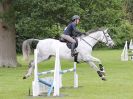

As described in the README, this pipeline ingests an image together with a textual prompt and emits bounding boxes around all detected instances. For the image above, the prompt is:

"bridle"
[81,30,111,48]
[101,30,113,45]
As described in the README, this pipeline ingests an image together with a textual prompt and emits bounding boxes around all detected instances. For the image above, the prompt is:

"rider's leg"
[61,34,77,56]
[71,43,78,56]
[61,34,76,43]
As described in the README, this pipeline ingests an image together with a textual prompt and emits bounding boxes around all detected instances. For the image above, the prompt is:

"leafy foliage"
[13,0,133,52]
[124,0,133,23]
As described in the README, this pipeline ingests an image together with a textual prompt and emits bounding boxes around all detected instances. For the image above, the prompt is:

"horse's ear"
[104,28,108,32]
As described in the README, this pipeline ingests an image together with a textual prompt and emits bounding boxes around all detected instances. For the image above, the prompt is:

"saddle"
[59,37,78,49]
[59,37,79,63]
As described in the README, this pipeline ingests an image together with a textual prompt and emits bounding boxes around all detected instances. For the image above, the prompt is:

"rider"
[61,15,85,56]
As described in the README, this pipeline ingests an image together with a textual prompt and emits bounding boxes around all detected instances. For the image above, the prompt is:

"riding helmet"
[72,15,80,21]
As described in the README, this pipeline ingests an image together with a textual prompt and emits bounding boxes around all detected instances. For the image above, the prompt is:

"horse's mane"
[85,27,107,35]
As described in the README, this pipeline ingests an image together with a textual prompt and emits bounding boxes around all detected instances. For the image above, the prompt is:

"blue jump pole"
[38,78,52,87]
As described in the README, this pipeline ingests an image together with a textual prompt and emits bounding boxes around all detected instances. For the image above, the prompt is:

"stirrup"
[71,51,78,57]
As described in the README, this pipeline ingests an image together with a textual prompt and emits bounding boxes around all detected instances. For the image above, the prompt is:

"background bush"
[13,0,133,53]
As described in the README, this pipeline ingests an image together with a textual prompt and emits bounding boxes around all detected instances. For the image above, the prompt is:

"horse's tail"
[22,39,39,61]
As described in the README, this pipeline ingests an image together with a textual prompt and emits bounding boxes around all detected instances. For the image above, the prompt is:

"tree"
[0,0,18,67]
[124,0,133,23]
[9,0,133,54]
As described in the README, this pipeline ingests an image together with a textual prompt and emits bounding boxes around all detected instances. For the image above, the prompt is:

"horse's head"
[99,28,115,48]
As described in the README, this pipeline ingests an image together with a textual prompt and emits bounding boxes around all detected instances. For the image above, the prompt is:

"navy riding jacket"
[64,22,82,37]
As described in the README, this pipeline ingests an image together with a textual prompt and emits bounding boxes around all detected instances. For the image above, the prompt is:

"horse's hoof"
[101,77,106,81]
[23,76,27,79]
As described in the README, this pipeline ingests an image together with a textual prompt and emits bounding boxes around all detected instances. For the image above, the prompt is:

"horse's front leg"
[87,55,106,76]
[82,55,106,81]
[99,64,106,76]
[88,61,106,81]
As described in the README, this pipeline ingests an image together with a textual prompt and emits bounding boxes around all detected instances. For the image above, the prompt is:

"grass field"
[0,49,133,99]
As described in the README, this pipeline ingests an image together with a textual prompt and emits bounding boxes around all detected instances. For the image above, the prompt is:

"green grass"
[0,49,133,99]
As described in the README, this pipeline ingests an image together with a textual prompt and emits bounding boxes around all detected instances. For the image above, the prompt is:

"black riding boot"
[71,43,77,57]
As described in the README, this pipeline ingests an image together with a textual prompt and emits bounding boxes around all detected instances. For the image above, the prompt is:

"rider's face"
[75,19,80,24]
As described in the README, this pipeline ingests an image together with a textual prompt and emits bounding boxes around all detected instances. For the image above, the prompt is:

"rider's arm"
[72,23,84,36]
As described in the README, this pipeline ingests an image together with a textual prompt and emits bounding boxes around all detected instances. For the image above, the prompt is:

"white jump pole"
[129,39,133,50]
[53,47,60,96]
[129,39,133,61]
[74,62,78,88]
[59,63,63,88]
[121,41,128,61]
[32,49,40,96]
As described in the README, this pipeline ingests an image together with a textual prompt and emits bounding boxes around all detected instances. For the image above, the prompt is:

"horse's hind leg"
[23,54,51,79]
[23,60,34,79]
